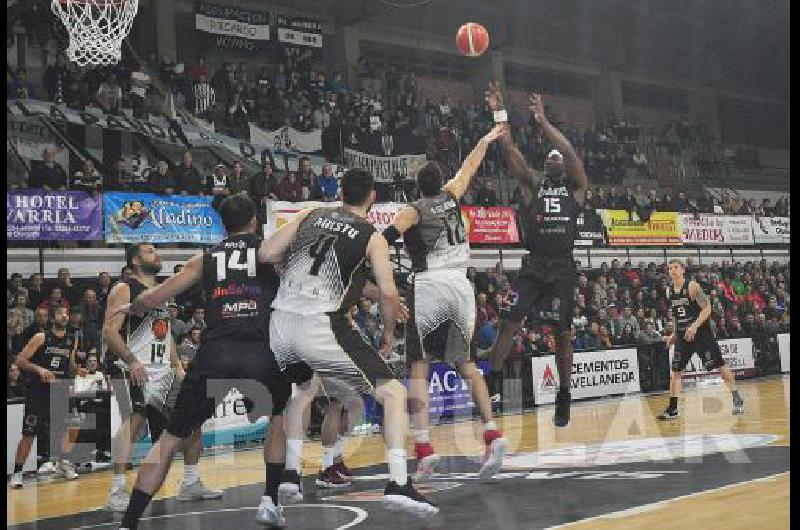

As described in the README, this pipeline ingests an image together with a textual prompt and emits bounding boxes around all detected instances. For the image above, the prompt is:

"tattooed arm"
[685,281,712,341]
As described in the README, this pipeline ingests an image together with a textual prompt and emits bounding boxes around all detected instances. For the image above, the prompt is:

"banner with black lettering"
[276,14,322,48]
[195,1,270,51]
[248,123,322,154]
[343,148,428,183]
[752,216,790,244]
[531,348,640,404]
[668,337,755,377]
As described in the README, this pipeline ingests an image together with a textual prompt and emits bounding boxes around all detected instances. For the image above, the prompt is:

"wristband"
[493,109,508,123]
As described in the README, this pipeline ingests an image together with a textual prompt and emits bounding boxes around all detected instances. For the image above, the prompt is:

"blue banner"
[103,193,225,244]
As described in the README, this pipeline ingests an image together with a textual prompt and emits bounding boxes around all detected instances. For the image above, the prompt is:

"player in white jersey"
[102,243,222,512]
[383,125,508,480]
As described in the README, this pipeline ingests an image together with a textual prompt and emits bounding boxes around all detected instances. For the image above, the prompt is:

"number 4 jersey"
[404,191,469,273]
[272,207,376,315]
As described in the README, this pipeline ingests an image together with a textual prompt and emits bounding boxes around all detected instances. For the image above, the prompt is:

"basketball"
[456,22,489,57]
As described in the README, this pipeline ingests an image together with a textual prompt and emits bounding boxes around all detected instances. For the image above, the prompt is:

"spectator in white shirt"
[193,73,216,120]
[74,354,106,393]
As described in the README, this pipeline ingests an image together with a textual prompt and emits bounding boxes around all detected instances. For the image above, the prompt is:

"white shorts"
[270,310,398,396]
[406,269,476,364]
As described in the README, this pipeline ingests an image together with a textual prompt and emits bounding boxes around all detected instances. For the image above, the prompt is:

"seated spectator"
[598,326,613,349]
[476,317,499,351]
[72,159,103,194]
[8,67,37,99]
[39,287,70,315]
[475,180,499,207]
[186,55,209,82]
[168,303,188,344]
[614,323,638,346]
[476,292,498,329]
[177,326,203,363]
[56,267,83,307]
[175,151,205,195]
[29,148,68,190]
[316,163,339,202]
[151,160,177,194]
[96,73,123,113]
[7,363,26,399]
[637,321,662,344]
[106,157,135,191]
[296,156,318,200]
[250,161,280,202]
[277,172,303,201]
[186,308,206,332]
[9,292,34,333]
[227,161,249,195]
[360,316,383,351]
[15,307,49,354]
[74,354,107,393]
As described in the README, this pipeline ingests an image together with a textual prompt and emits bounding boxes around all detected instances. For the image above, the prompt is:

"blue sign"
[103,193,225,244]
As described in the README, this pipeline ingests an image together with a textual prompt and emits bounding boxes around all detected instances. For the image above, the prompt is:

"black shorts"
[166,339,291,439]
[108,364,172,442]
[22,383,70,437]
[504,256,576,332]
[672,326,726,372]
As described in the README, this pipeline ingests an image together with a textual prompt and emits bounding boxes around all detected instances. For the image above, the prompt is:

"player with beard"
[103,243,221,512]
[115,195,291,529]
[10,306,80,488]
[383,125,508,481]
[485,82,588,427]
[657,260,745,420]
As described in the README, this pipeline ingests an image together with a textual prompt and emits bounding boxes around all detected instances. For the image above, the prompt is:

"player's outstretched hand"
[485,80,504,111]
[528,93,546,124]
[129,360,148,386]
[483,123,508,143]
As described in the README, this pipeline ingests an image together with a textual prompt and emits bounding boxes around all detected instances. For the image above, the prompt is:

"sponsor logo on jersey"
[221,300,259,316]
[212,282,263,299]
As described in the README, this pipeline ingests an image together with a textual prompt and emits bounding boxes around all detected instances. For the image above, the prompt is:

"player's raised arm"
[442,124,506,201]
[366,232,400,350]
[259,209,312,264]
[529,93,588,204]
[485,81,540,201]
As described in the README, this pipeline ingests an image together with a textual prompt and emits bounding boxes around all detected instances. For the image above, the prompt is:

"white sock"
[387,448,408,486]
[333,435,344,463]
[112,473,126,490]
[484,421,498,432]
[286,439,304,472]
[322,446,335,469]
[412,429,430,443]
[183,465,199,485]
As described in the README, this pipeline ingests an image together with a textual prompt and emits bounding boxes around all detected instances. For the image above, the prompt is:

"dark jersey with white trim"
[29,330,75,387]
[404,191,469,273]
[272,207,375,315]
[523,182,580,258]
[669,282,710,334]
[202,233,279,343]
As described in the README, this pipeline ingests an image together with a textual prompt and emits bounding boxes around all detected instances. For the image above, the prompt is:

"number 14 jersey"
[272,208,376,315]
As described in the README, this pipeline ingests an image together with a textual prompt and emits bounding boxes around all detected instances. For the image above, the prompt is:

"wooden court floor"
[7,375,790,528]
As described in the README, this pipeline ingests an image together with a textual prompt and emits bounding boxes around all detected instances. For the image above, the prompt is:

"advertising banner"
[680,214,754,245]
[103,193,225,244]
[343,148,428,182]
[7,189,103,240]
[752,216,790,244]
[531,348,640,404]
[248,123,322,154]
[264,201,406,237]
[600,209,682,245]
[195,1,270,51]
[668,337,755,377]
[778,333,790,373]
[427,361,490,420]
[461,206,520,244]
[276,14,323,48]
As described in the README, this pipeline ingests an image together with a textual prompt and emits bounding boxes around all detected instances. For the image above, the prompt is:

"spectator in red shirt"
[277,172,303,202]
[38,286,70,315]
[186,55,209,82]
[475,292,498,329]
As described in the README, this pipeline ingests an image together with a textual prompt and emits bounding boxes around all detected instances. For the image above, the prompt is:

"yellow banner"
[600,209,682,246]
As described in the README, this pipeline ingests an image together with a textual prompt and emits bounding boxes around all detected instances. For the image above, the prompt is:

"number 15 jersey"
[272,208,376,315]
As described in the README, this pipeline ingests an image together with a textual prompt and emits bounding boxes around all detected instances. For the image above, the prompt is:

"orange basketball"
[456,22,489,57]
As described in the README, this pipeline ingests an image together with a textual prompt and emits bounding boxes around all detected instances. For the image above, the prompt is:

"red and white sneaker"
[332,460,353,481]
[413,442,440,482]
[478,430,508,479]
[316,465,351,489]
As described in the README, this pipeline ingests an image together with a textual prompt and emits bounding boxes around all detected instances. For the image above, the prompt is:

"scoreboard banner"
[600,209,682,246]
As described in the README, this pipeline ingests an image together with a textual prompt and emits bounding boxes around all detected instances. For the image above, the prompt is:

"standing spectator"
[7,363,26,399]
[476,180,499,207]
[674,190,691,213]
[30,148,67,190]
[227,161,249,195]
[72,159,103,194]
[55,267,82,307]
[79,289,102,351]
[96,73,123,113]
[175,151,204,195]
[193,73,216,121]
[43,54,69,103]
[186,55,209,82]
[8,67,37,99]
[26,273,45,310]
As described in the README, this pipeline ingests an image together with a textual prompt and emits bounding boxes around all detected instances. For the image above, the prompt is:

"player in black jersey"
[657,260,744,420]
[10,306,80,488]
[485,82,588,427]
[116,195,292,529]
[103,243,219,512]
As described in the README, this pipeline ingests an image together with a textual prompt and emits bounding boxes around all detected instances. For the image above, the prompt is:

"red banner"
[460,206,520,244]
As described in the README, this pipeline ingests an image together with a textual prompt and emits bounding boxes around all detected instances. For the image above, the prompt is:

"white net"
[51,0,139,66]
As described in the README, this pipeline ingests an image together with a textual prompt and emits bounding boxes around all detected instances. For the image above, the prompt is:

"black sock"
[668,397,678,411]
[121,488,153,529]
[265,463,285,504]
[14,463,23,474]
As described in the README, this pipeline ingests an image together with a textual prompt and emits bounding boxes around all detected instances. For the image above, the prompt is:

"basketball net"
[51,0,139,66]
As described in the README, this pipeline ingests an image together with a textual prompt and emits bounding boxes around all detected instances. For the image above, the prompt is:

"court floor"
[7,374,790,529]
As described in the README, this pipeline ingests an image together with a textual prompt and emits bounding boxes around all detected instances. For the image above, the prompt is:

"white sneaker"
[478,437,508,479]
[55,460,78,480]
[107,487,130,512]
[9,472,24,489]
[177,480,224,501]
[255,496,286,528]
[37,461,57,475]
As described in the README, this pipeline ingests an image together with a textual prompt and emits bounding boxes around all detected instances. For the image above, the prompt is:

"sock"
[264,463,284,504]
[120,487,153,529]
[387,448,408,486]
[412,429,430,443]
[332,435,344,463]
[669,396,678,411]
[183,465,199,485]
[14,463,23,474]
[112,473,127,490]
[322,447,335,470]
[484,421,498,432]
[286,439,303,472]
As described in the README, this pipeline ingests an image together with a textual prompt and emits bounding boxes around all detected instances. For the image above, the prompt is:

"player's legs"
[553,328,575,427]
[658,343,689,420]
[704,337,745,414]
[317,399,352,488]
[9,435,35,488]
[407,359,440,481]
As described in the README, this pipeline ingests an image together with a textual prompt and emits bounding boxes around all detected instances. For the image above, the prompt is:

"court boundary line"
[545,471,789,529]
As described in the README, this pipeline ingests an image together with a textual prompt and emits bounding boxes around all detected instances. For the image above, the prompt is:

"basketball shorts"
[110,362,178,440]
[504,256,576,333]
[672,326,726,372]
[270,310,398,397]
[406,269,476,365]
[166,338,291,439]
[22,384,61,437]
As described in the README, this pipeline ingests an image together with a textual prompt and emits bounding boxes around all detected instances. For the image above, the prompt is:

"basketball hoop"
[51,0,139,66]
